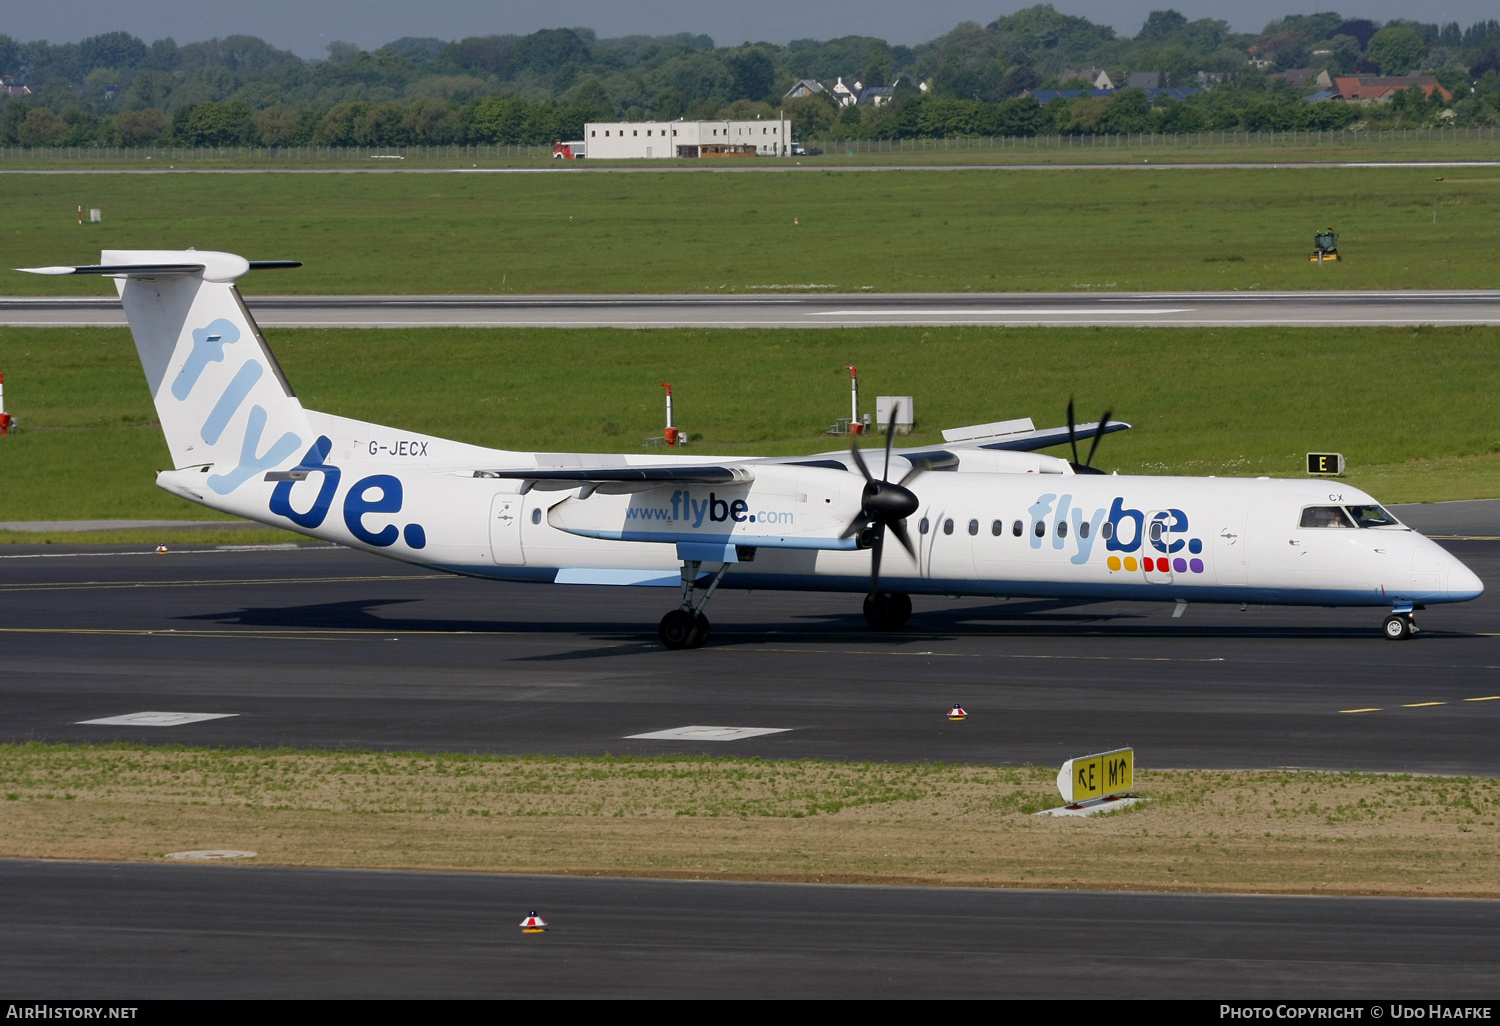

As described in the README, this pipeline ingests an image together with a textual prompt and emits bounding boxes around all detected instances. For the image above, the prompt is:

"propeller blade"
[882,401,899,482]
[839,511,868,539]
[1084,408,1113,468]
[868,522,885,598]
[888,517,915,560]
[849,439,874,484]
[897,462,925,488]
[1066,395,1080,466]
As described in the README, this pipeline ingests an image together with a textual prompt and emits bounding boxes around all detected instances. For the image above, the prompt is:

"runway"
[4,859,1496,998]
[1,533,1497,773]
[4,289,1500,328]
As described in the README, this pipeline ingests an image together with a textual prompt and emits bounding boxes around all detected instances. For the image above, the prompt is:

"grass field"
[3,324,1498,518]
[1,130,1496,171]
[2,166,1497,294]
[1,744,1495,895]
[0,324,1496,521]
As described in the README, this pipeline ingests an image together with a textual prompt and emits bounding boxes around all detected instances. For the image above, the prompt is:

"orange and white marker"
[155,544,168,554]
[520,911,547,933]
[948,703,966,721]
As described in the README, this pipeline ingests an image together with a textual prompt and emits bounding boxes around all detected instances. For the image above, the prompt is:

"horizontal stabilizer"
[16,253,298,283]
[18,263,205,277]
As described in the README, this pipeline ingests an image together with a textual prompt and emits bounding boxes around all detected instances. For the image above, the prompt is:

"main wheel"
[659,609,696,649]
[864,592,913,630]
[686,612,710,649]
[1382,614,1413,641]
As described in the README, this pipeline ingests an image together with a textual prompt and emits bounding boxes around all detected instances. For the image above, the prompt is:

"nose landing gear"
[1382,608,1419,641]
[658,559,730,650]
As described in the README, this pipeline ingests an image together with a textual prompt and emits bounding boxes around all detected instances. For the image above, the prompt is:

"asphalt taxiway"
[4,860,1496,998]
[4,289,1499,328]
[1,534,1496,773]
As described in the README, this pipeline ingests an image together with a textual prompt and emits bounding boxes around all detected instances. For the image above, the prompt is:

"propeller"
[1066,396,1113,476]
[840,402,921,598]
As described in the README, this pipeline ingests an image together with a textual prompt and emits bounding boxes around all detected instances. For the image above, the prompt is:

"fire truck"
[552,141,586,159]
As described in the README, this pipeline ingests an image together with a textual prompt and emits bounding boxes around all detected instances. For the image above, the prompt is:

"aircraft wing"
[472,464,754,493]
[937,417,1131,452]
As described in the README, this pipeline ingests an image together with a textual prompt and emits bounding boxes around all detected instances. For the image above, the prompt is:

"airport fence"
[806,125,1500,153]
[0,127,1496,163]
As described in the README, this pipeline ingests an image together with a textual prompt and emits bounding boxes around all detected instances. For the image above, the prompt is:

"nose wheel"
[1383,613,1417,640]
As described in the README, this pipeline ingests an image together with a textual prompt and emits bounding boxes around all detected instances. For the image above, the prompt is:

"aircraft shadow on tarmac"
[176,595,1430,654]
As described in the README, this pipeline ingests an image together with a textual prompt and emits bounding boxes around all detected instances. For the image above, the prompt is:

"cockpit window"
[1346,504,1400,528]
[1299,505,1353,529]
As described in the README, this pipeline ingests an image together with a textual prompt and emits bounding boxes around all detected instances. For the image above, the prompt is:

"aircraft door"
[917,508,942,578]
[1212,509,1249,586]
[925,510,977,582]
[489,494,524,565]
[1142,510,1174,583]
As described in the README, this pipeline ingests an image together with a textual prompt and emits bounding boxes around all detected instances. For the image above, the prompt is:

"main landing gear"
[658,559,730,650]
[863,592,912,630]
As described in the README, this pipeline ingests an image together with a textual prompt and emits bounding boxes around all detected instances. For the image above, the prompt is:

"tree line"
[1,6,1498,147]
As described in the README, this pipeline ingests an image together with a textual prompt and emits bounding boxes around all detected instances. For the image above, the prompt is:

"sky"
[4,1,1498,59]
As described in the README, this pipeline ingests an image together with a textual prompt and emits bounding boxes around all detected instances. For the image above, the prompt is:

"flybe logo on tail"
[173,316,301,495]
[269,436,426,549]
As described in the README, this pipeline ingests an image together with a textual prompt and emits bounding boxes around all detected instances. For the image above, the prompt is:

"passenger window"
[919,517,929,535]
[943,519,954,535]
[991,520,1003,537]
[531,508,542,525]
[1079,521,1090,539]
[1057,521,1068,538]
[1012,520,1023,537]
[968,519,979,536]
[1149,521,1163,542]
[1300,506,1353,529]
[1034,521,1045,538]
[1102,521,1113,540]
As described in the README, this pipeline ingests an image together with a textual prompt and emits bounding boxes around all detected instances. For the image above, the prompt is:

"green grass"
[3,743,1497,895]
[2,167,1498,294]
[2,324,1497,520]
[0,130,1495,171]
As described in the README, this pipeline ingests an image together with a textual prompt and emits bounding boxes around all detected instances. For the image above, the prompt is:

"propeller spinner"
[840,402,921,598]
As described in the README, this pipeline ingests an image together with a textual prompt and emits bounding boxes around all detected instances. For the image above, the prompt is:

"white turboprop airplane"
[20,251,1483,647]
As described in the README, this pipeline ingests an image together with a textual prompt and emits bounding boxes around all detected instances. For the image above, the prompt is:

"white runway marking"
[163,850,257,860]
[809,308,1192,316]
[78,711,239,727]
[626,725,791,741]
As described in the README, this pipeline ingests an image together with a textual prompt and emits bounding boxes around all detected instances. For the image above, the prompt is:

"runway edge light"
[948,703,966,721]
[521,911,548,933]
[1056,747,1133,806]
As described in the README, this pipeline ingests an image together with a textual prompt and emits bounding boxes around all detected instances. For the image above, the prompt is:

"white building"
[584,117,791,159]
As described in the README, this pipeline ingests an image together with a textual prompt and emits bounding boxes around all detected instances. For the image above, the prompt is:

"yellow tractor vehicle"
[1310,229,1340,263]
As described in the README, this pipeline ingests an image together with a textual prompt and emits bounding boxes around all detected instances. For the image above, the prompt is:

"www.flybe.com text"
[624,491,794,528]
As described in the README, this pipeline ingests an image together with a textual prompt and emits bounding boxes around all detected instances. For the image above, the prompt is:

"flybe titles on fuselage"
[1027,493,1206,574]
[623,489,797,529]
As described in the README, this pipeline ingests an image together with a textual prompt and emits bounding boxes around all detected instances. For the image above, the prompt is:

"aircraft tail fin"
[18,250,309,497]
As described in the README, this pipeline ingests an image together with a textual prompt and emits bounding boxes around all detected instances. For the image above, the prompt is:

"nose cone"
[1448,558,1485,602]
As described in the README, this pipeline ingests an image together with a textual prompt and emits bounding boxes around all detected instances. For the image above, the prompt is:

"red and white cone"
[520,911,548,933]
[947,703,966,721]
[155,544,168,554]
